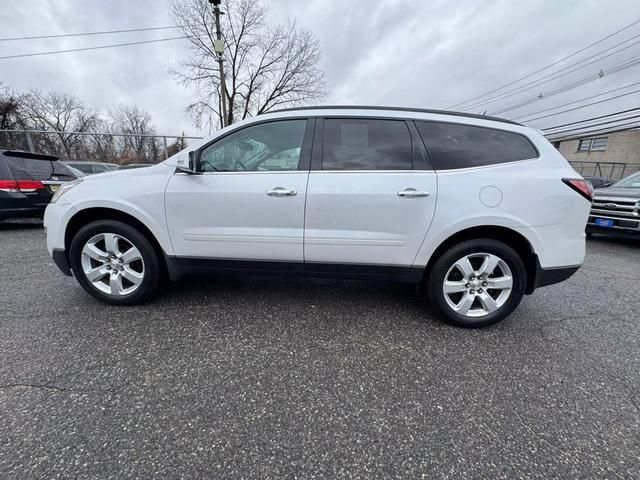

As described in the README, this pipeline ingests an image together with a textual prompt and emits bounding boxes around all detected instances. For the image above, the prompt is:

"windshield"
[613,171,640,188]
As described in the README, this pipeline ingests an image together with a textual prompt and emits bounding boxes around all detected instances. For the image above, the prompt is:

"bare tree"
[22,90,98,158]
[0,83,27,130]
[171,0,327,130]
[107,104,159,163]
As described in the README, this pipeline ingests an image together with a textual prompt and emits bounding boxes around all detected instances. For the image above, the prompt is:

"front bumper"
[587,216,640,234]
[44,202,73,276]
[52,248,72,276]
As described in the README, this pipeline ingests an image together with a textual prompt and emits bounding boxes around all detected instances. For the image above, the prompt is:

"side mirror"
[177,151,199,174]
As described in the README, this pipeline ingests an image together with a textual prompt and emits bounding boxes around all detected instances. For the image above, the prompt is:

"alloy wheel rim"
[80,233,145,296]
[442,252,513,318]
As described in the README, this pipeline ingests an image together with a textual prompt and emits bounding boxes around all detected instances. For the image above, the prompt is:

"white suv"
[44,106,592,327]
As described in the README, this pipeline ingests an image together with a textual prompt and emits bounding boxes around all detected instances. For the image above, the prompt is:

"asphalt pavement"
[0,219,639,479]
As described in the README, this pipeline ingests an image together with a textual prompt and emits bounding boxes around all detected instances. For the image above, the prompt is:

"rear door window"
[415,121,538,170]
[322,118,412,170]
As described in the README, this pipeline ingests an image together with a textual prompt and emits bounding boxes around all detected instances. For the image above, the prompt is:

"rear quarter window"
[0,153,13,179]
[415,121,538,170]
[4,157,76,180]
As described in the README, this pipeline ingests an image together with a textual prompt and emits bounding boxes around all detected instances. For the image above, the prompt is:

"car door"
[304,117,437,267]
[165,118,314,262]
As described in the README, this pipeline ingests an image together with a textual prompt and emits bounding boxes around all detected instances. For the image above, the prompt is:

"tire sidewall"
[69,220,160,305]
[428,239,526,328]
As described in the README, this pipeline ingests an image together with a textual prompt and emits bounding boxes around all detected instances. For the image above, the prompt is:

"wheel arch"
[422,225,538,294]
[64,207,170,278]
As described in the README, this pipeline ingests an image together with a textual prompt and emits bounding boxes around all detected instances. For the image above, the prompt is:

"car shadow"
[587,233,640,247]
[0,219,44,231]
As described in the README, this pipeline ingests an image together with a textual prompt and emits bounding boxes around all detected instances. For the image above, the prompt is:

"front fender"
[46,164,175,256]
[60,198,175,255]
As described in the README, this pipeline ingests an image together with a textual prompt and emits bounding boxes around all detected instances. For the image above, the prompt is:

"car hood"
[81,162,174,182]
[593,187,640,199]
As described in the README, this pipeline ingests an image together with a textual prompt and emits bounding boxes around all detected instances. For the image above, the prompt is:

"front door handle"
[398,188,430,198]
[267,187,297,197]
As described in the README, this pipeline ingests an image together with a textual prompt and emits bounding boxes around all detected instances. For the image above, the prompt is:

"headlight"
[50,179,82,204]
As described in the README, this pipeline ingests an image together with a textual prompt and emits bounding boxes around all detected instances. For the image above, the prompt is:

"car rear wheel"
[69,220,161,305]
[426,239,526,328]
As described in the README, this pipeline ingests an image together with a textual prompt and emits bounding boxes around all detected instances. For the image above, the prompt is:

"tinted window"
[67,163,92,174]
[322,119,412,170]
[93,165,112,173]
[199,120,307,173]
[4,157,76,180]
[415,121,538,170]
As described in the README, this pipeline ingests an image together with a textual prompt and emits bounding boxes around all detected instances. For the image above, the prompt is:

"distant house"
[552,130,640,179]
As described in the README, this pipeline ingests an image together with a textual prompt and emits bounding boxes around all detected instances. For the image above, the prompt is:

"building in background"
[552,130,640,179]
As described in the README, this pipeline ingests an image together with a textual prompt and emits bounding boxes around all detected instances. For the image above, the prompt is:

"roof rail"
[261,105,521,126]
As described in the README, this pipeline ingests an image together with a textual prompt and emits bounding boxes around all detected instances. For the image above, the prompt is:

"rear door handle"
[398,188,430,198]
[267,187,297,197]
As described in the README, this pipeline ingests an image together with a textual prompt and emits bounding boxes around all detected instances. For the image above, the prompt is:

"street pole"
[210,0,228,128]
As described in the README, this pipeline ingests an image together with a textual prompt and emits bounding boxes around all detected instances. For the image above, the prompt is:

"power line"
[447,17,640,109]
[541,107,640,130]
[489,54,640,116]
[518,88,640,123]
[546,122,640,141]
[511,80,640,120]
[459,34,640,112]
[543,114,640,136]
[0,36,187,60]
[0,26,180,42]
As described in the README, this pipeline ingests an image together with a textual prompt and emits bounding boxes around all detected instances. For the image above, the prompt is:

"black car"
[587,171,640,235]
[0,150,78,220]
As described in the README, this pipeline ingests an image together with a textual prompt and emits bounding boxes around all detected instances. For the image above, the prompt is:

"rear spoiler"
[3,150,59,161]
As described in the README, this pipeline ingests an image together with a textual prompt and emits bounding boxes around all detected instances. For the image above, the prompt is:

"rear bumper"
[51,248,72,276]
[0,207,44,220]
[0,192,49,219]
[527,257,580,294]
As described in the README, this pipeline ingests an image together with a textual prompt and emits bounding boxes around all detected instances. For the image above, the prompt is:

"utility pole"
[210,0,228,128]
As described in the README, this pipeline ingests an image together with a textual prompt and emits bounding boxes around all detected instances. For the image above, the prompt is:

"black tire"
[426,238,526,328]
[69,219,161,305]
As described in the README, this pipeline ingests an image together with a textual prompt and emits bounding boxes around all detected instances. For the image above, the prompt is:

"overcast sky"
[2,0,640,136]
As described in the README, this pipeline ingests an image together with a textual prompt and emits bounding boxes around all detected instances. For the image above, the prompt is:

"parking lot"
[0,220,638,478]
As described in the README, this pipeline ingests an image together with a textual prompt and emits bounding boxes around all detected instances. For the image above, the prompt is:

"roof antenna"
[482,111,487,116]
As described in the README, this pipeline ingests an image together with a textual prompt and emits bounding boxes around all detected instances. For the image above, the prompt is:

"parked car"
[65,165,87,178]
[1,149,79,220]
[119,163,153,170]
[583,175,616,189]
[65,161,119,175]
[44,106,592,328]
[587,170,640,235]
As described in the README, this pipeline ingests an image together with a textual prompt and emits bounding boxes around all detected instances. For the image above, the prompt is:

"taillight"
[17,180,45,192]
[0,180,19,192]
[562,178,593,202]
[0,180,45,193]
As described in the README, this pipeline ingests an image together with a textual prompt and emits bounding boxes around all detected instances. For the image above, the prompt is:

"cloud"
[2,0,640,135]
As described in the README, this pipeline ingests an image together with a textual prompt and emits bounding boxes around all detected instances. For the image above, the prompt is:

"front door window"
[199,120,307,173]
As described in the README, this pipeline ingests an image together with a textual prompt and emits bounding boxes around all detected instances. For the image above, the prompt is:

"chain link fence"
[4,129,639,180]
[569,160,640,180]
[0,129,203,166]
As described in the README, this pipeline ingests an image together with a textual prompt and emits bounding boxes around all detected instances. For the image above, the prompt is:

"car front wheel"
[426,238,526,328]
[69,220,161,305]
